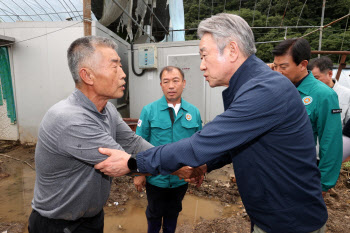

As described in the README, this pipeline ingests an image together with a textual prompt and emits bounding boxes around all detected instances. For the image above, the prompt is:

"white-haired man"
[95,14,328,233]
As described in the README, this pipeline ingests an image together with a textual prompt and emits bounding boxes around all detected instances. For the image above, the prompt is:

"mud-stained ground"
[1,141,350,233]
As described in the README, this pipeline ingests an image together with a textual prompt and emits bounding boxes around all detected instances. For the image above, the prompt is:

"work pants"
[145,182,188,233]
[28,209,104,233]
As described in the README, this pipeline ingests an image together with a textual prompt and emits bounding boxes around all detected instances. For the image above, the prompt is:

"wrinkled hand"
[172,164,207,187]
[267,63,275,70]
[94,148,131,177]
[134,176,146,192]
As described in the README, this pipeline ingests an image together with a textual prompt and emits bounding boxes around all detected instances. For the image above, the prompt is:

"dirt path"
[0,141,350,233]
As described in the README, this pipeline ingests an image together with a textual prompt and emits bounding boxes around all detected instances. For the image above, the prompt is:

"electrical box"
[138,45,157,69]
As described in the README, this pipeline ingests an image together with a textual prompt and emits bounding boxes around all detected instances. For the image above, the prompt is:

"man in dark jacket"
[95,14,327,233]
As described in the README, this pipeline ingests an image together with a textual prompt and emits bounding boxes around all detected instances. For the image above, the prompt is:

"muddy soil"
[0,141,350,233]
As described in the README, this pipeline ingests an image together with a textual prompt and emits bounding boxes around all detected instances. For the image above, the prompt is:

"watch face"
[128,157,137,171]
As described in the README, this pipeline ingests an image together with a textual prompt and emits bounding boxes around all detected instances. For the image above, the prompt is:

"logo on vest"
[302,96,313,105]
[137,119,142,127]
[185,113,192,121]
[332,109,342,114]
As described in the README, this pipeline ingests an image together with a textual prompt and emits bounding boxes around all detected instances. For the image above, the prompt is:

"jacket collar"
[297,72,316,95]
[222,54,258,110]
[159,95,189,112]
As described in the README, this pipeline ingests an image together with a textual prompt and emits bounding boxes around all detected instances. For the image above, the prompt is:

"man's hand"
[267,63,275,70]
[134,176,146,192]
[94,148,131,177]
[172,164,207,187]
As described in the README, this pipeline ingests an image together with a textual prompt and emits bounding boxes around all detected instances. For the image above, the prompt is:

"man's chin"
[114,91,124,99]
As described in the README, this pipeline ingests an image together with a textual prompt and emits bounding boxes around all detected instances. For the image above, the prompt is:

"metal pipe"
[83,0,91,36]
[168,25,320,33]
[336,55,347,81]
[318,0,326,57]
[311,51,350,55]
[111,0,155,42]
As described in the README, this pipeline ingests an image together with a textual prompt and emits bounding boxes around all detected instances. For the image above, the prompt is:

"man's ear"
[328,69,333,78]
[299,60,309,71]
[79,68,94,86]
[228,41,239,62]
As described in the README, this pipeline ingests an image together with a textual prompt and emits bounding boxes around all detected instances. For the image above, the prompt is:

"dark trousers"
[145,182,188,233]
[28,209,104,233]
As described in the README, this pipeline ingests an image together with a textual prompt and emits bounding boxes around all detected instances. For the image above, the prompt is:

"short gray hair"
[197,13,256,57]
[67,36,118,84]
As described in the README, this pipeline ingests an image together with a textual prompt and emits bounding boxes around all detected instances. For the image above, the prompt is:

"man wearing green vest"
[134,66,202,233]
[270,38,342,197]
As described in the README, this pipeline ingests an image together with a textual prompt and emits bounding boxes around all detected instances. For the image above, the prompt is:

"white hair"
[198,13,256,57]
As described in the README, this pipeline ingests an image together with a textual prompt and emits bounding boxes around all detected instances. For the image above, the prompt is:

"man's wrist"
[127,154,139,173]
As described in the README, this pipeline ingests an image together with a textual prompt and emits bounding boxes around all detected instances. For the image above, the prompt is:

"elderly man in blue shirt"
[95,13,327,233]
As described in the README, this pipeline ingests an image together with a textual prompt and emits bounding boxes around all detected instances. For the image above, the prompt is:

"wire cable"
[57,0,74,20]
[111,0,155,42]
[67,0,83,20]
[296,0,307,27]
[21,0,45,21]
[61,0,76,20]
[11,0,35,21]
[0,2,22,21]
[280,0,290,27]
[0,7,16,22]
[44,0,64,21]
[140,0,169,35]
[301,14,350,38]
[0,20,83,47]
[239,0,242,16]
[338,7,350,63]
[266,0,272,26]
[33,0,53,21]
[252,0,257,26]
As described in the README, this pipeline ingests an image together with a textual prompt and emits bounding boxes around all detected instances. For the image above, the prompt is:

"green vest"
[136,96,202,188]
[297,72,342,191]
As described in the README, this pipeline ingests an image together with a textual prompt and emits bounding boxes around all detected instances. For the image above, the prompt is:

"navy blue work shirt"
[136,55,327,233]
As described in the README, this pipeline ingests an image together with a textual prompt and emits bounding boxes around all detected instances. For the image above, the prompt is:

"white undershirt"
[168,103,181,116]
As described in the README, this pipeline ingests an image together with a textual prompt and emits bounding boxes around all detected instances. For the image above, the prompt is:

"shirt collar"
[72,88,108,116]
[294,73,309,88]
[159,95,189,111]
[296,72,316,95]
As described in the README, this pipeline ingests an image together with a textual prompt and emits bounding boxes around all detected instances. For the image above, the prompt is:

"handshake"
[171,164,207,188]
[133,164,207,192]
[94,148,207,189]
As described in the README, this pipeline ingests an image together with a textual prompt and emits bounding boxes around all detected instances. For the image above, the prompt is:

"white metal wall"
[0,21,129,143]
[128,41,226,124]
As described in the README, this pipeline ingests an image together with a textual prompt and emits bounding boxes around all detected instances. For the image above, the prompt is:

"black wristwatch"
[127,154,139,173]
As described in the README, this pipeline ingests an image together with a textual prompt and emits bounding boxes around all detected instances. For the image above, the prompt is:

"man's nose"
[120,68,126,79]
[200,59,206,71]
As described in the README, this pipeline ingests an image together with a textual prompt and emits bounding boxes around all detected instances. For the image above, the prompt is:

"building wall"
[0,21,129,143]
[128,41,225,124]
